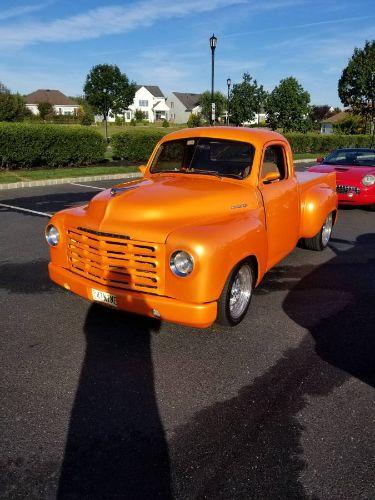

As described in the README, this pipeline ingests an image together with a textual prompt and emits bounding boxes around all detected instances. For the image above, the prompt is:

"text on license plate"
[92,288,117,307]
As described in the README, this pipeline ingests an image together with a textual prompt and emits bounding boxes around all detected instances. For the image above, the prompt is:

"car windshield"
[150,138,255,179]
[324,149,375,167]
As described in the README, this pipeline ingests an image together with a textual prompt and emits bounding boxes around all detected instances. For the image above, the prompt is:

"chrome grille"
[336,184,360,195]
[66,227,164,294]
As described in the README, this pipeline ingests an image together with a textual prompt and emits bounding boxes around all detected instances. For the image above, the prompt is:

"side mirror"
[262,171,280,184]
[138,165,147,175]
[316,157,324,164]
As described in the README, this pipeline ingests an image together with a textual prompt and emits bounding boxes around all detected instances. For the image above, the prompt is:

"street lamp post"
[209,34,217,125]
[103,87,108,143]
[227,77,231,125]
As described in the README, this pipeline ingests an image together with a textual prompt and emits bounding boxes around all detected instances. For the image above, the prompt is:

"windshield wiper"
[185,168,222,178]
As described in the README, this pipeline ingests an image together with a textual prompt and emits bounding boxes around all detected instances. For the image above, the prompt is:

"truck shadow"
[57,304,172,499]
[167,233,375,498]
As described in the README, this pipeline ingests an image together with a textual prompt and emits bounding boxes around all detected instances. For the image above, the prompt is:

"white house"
[101,85,170,123]
[26,89,80,115]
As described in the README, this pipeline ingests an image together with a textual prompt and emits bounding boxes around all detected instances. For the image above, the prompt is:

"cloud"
[0,1,52,21]
[0,0,247,48]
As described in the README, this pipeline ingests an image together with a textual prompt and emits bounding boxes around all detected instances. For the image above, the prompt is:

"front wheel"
[216,261,254,326]
[303,212,333,251]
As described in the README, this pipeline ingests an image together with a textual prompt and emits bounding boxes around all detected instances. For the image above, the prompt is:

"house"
[26,89,80,115]
[128,85,169,123]
[321,111,349,134]
[166,93,202,123]
[100,85,169,123]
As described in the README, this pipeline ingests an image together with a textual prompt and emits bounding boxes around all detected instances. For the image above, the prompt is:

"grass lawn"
[0,165,139,184]
[294,152,328,160]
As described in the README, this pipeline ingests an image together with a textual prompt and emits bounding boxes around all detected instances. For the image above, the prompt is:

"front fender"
[300,185,338,239]
[165,213,267,303]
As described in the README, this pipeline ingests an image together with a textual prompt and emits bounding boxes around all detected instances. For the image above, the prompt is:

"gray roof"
[136,85,165,98]
[173,92,201,111]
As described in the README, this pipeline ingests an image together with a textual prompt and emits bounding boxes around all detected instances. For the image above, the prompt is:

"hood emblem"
[231,203,248,209]
[110,185,138,196]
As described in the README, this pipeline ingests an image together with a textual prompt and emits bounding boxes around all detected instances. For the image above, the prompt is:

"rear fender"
[300,185,338,238]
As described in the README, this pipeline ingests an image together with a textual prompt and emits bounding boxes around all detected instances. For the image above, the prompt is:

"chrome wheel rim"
[229,264,252,319]
[322,212,333,247]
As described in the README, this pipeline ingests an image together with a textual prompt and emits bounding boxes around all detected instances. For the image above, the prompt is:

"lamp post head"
[227,78,232,87]
[209,34,217,50]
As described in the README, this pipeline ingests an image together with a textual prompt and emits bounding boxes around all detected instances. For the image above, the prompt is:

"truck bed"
[296,171,336,193]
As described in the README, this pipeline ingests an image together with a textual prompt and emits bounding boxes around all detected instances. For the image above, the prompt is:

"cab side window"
[261,145,287,180]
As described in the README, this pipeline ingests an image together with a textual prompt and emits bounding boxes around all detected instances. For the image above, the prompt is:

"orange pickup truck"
[46,127,337,328]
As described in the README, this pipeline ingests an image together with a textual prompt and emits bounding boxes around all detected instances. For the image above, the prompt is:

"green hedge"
[111,128,373,162]
[111,128,169,162]
[0,123,106,169]
[284,133,372,154]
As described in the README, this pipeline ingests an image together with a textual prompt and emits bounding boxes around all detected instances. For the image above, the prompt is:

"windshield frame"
[150,137,255,180]
[324,148,375,167]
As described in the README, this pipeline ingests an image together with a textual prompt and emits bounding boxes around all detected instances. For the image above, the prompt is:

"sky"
[0,0,374,106]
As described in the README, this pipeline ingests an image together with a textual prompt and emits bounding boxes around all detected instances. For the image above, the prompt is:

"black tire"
[216,261,254,326]
[302,212,333,251]
[368,204,375,212]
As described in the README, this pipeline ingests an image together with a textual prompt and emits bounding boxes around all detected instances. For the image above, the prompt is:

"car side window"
[261,145,287,180]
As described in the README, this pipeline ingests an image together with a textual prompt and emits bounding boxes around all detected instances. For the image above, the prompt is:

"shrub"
[111,128,170,162]
[187,113,202,128]
[0,92,30,122]
[130,118,136,126]
[134,109,147,122]
[284,133,372,153]
[0,123,106,169]
[80,113,94,126]
[162,119,169,128]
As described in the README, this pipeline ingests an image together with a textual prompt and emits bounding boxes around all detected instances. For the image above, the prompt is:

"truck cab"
[46,127,337,328]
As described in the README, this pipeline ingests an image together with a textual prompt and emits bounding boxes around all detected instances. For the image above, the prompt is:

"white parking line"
[70,182,105,190]
[0,203,52,217]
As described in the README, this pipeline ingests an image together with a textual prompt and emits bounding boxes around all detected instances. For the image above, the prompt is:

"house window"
[59,108,62,115]
[139,100,148,107]
[126,112,131,119]
[170,101,174,108]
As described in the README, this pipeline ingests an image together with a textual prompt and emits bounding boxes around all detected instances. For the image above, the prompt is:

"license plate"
[91,288,117,307]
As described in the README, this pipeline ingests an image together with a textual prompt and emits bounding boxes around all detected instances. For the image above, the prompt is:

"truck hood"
[66,174,256,243]
[309,164,375,183]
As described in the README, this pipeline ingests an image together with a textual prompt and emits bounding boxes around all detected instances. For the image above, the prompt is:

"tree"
[0,82,29,122]
[338,40,375,141]
[265,77,311,132]
[84,64,136,139]
[187,113,202,127]
[199,91,226,123]
[229,73,267,126]
[71,95,95,125]
[38,101,54,121]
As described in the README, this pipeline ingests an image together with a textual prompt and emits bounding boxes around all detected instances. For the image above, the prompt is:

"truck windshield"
[150,138,255,179]
[324,149,375,167]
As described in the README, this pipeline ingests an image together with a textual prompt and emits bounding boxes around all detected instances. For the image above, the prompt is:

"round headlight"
[362,174,375,186]
[170,250,194,277]
[46,224,60,246]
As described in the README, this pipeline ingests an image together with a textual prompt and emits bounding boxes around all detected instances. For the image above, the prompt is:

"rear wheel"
[303,212,333,251]
[216,261,254,326]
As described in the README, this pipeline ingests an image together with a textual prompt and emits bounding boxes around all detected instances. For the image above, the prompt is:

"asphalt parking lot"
[1,167,374,499]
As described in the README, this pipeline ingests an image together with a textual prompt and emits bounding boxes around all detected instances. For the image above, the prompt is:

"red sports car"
[309,148,375,210]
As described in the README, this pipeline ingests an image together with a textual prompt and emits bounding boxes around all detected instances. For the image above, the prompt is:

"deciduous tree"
[265,77,311,132]
[230,73,267,126]
[199,91,226,123]
[84,64,136,139]
[0,82,29,122]
[338,40,375,141]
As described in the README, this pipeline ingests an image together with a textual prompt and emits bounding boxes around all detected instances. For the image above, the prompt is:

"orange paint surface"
[47,127,337,327]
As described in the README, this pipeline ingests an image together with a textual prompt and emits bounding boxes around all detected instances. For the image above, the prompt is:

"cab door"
[258,142,300,269]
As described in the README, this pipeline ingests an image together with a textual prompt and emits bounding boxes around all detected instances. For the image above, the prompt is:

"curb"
[0,172,142,190]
